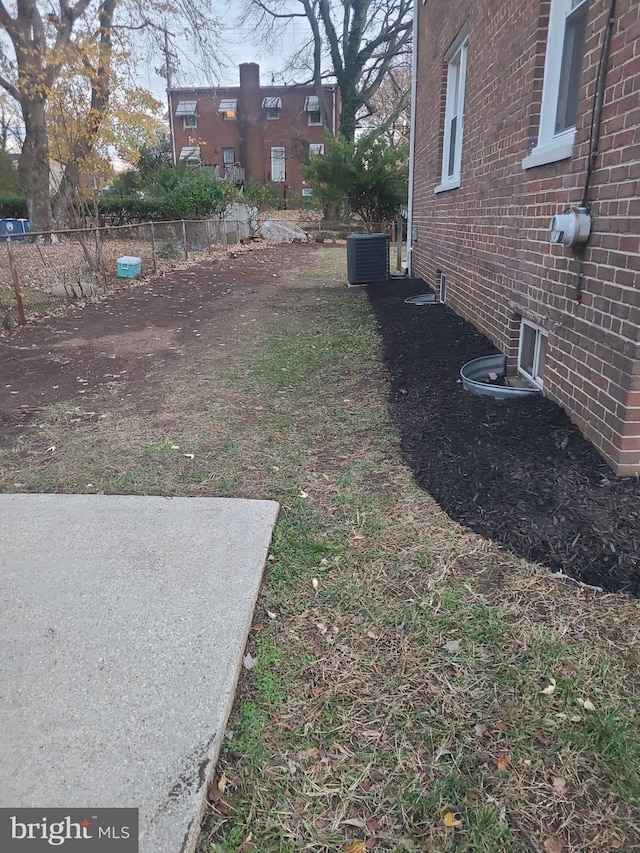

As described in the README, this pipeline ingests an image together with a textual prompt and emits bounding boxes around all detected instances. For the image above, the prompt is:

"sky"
[139,6,314,102]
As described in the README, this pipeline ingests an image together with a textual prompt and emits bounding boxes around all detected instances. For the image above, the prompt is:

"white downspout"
[164,25,177,166]
[332,86,337,135]
[168,90,177,166]
[406,0,420,276]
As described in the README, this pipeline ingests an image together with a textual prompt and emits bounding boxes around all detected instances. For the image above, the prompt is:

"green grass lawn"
[1,246,638,852]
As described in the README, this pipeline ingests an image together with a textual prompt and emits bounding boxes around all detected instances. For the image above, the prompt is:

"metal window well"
[346,233,390,285]
[460,354,542,399]
[405,293,436,305]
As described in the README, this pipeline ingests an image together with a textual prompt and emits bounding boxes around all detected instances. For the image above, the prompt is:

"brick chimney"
[239,63,260,91]
[238,64,260,180]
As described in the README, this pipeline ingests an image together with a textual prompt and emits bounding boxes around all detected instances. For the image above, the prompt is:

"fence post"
[150,222,158,274]
[182,220,188,260]
[6,237,26,326]
[94,226,108,292]
[396,214,403,273]
[235,219,240,246]
[206,219,212,254]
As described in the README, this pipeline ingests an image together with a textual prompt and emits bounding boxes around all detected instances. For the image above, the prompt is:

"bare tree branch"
[0,72,20,101]
[248,0,306,18]
[243,0,412,140]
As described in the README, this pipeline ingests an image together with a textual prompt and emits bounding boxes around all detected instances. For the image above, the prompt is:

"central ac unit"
[346,233,390,285]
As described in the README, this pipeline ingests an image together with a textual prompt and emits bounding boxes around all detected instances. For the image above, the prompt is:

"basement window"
[518,320,548,387]
[439,272,447,303]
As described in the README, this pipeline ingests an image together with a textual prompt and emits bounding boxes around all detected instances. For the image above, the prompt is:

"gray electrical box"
[346,233,390,285]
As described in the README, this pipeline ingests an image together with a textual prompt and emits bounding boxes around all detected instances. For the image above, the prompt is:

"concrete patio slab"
[0,494,279,853]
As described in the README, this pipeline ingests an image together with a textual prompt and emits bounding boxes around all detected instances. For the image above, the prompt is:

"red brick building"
[408,0,640,475]
[168,63,339,197]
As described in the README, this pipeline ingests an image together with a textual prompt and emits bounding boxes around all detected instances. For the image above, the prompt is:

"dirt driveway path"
[0,244,312,446]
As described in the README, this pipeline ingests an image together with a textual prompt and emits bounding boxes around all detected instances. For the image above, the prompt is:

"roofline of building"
[169,83,339,95]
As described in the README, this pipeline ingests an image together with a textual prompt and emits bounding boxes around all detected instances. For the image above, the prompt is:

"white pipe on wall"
[406,0,420,276]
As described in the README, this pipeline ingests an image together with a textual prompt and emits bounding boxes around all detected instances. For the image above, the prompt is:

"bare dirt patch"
[0,244,313,447]
[51,327,178,353]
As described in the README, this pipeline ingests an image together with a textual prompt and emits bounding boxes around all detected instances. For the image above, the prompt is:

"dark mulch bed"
[366,278,640,597]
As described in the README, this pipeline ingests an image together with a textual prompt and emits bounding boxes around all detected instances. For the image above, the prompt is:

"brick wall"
[169,64,338,195]
[411,0,640,476]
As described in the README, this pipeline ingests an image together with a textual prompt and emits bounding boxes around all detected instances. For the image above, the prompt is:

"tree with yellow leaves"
[0,0,221,233]
[47,39,165,220]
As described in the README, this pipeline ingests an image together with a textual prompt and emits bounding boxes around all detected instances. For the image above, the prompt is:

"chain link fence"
[0,218,257,327]
[0,214,403,328]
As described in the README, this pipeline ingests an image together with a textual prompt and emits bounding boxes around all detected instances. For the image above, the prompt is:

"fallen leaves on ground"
[534,730,554,747]
[553,777,568,796]
[496,754,511,771]
[442,811,463,828]
[207,773,230,813]
[343,840,366,853]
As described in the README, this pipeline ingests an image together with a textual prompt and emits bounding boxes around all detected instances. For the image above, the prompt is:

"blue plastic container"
[116,255,142,278]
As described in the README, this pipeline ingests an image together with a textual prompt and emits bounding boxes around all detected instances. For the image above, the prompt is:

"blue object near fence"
[117,255,142,278]
[0,218,30,240]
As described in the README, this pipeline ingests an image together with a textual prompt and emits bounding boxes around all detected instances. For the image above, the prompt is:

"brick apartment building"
[168,64,340,197]
[408,0,640,475]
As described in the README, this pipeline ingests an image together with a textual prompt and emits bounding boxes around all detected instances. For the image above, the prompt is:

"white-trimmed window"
[218,99,237,120]
[175,101,198,129]
[262,97,282,120]
[222,147,235,178]
[309,143,325,156]
[305,96,322,126]
[270,146,286,182]
[435,28,468,193]
[518,320,548,387]
[175,100,197,116]
[178,146,201,164]
[522,0,590,170]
